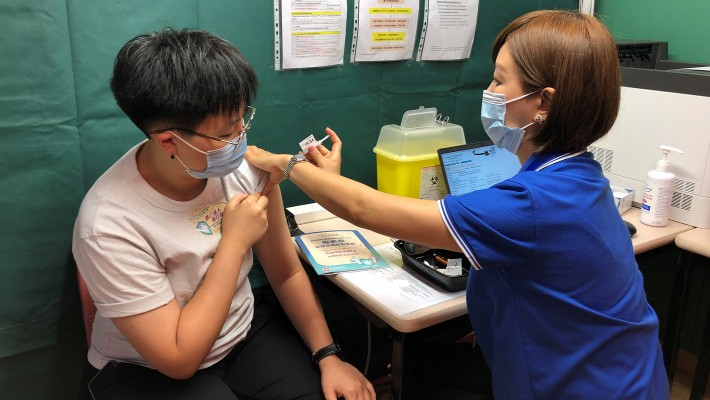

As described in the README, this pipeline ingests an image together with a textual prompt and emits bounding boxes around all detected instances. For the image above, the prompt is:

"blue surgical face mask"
[172,133,247,179]
[481,89,540,154]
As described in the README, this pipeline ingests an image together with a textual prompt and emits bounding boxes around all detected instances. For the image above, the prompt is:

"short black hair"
[110,28,258,135]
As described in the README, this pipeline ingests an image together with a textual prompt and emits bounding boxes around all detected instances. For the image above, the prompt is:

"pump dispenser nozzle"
[656,145,683,172]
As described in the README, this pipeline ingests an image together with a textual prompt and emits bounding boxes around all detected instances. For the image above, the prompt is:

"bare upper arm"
[252,186,303,286]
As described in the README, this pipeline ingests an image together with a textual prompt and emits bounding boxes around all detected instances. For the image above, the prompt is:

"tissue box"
[611,186,633,215]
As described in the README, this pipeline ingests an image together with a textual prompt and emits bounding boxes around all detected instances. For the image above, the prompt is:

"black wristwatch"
[311,342,346,366]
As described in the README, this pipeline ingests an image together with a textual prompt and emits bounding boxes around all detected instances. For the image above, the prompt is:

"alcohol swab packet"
[299,134,330,153]
[442,258,463,276]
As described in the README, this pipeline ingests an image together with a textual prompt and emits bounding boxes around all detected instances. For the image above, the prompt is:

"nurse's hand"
[245,146,290,194]
[305,127,342,176]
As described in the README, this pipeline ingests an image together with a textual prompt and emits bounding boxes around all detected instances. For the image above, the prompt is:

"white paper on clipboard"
[337,242,463,316]
[278,0,348,70]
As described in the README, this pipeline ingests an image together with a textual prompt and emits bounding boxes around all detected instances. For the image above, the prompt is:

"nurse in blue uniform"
[248,10,669,400]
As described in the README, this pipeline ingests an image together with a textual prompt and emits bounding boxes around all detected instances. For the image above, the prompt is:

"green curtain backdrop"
[0,1,575,399]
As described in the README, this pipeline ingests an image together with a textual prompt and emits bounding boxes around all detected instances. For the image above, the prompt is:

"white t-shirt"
[72,141,268,370]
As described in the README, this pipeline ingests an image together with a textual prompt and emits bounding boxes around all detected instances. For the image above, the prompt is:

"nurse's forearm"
[288,161,381,230]
[277,155,459,251]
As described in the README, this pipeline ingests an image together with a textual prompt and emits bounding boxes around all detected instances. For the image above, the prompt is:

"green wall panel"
[596,0,710,64]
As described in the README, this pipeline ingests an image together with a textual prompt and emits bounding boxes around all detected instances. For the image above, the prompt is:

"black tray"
[392,240,469,292]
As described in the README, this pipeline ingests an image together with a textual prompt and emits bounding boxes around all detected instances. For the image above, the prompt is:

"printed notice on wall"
[416,0,479,61]
[279,0,347,70]
[351,0,420,62]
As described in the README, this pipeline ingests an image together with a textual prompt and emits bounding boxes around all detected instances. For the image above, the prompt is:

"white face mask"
[480,89,540,154]
[172,133,247,179]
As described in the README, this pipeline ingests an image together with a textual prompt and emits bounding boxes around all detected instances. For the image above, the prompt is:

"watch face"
[295,153,307,162]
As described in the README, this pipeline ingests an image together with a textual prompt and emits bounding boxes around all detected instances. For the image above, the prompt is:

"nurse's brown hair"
[492,10,620,153]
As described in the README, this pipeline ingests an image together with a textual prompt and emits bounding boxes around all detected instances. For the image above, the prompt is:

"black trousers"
[80,298,324,400]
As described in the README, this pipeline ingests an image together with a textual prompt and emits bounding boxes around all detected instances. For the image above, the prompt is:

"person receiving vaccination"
[73,28,374,400]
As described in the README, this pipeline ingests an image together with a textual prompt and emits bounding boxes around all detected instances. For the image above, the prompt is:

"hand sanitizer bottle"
[640,145,682,227]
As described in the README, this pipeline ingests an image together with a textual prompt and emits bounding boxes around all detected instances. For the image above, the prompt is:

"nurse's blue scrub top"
[439,151,669,400]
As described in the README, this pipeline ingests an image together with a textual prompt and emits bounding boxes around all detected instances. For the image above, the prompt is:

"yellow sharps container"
[373,107,465,199]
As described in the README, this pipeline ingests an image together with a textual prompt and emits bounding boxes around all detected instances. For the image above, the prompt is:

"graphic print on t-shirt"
[190,202,227,235]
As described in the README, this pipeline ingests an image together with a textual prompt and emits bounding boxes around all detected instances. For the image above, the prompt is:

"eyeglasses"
[153,106,256,151]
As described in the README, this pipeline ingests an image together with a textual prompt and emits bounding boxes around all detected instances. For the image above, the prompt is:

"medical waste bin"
[373,107,465,199]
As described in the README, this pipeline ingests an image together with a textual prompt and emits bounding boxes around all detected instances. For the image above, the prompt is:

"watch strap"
[311,342,345,365]
[284,153,307,179]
